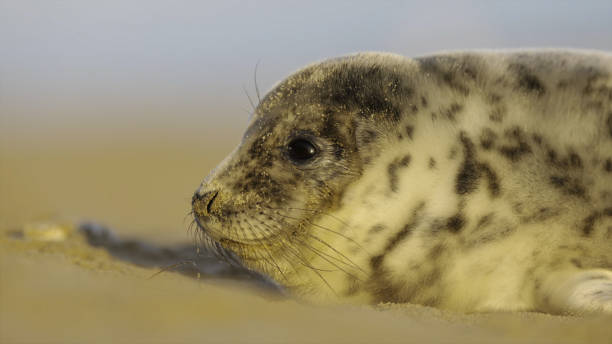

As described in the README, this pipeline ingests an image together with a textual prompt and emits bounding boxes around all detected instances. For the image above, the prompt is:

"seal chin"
[193,217,245,268]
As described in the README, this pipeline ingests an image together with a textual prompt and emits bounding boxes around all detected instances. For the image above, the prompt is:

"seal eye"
[287,138,318,163]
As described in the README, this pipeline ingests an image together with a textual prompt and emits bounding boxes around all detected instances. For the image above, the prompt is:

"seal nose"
[192,190,219,216]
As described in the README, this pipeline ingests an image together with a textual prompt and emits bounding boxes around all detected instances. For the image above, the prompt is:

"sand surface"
[2,221,612,344]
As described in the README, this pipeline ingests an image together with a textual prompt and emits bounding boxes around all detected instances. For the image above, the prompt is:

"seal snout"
[192,189,220,217]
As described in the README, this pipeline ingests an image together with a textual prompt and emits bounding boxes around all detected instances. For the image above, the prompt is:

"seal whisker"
[254,60,261,104]
[271,206,350,227]
[282,245,338,295]
[306,232,366,274]
[285,248,336,272]
[242,218,291,282]
[198,231,242,268]
[242,85,256,112]
[245,217,305,281]
[147,260,198,280]
[297,237,365,281]
[184,209,196,227]
[253,217,337,274]
[261,227,335,274]
[272,211,367,251]
[251,247,290,282]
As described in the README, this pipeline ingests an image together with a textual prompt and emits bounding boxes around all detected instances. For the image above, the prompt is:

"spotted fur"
[193,50,612,314]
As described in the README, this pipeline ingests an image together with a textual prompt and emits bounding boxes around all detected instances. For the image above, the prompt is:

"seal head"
[192,53,410,294]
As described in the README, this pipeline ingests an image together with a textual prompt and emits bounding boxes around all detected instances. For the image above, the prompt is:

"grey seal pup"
[192,50,612,314]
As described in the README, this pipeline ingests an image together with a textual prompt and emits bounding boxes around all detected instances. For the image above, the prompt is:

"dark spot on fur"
[375,202,425,263]
[399,156,412,166]
[489,107,505,122]
[488,93,502,104]
[582,213,598,236]
[370,254,384,269]
[479,128,497,150]
[605,159,612,172]
[388,155,412,192]
[569,153,582,168]
[550,175,587,199]
[428,157,436,169]
[455,133,501,197]
[498,127,532,162]
[607,112,612,137]
[583,69,611,98]
[446,214,465,233]
[427,244,444,259]
[513,202,524,215]
[510,63,546,96]
[448,147,458,160]
[429,218,446,233]
[548,175,563,187]
[462,66,477,80]
[405,125,414,140]
[368,224,386,235]
[421,96,428,108]
[456,132,479,195]
[522,207,560,223]
[475,213,494,231]
[408,104,419,115]
[479,162,501,197]
[571,258,583,268]
[532,134,543,145]
[547,149,558,165]
[385,223,414,252]
[582,208,612,236]
[417,57,471,95]
[441,103,463,122]
[545,146,587,170]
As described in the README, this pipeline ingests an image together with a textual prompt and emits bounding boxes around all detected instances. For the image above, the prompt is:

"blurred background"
[1,0,611,242]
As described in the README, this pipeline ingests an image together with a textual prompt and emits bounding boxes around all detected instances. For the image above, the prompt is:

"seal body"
[192,50,612,314]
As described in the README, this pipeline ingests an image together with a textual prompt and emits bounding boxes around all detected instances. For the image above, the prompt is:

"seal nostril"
[191,192,201,206]
[206,191,219,214]
[193,190,220,216]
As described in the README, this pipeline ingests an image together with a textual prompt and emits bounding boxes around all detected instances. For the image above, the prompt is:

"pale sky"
[1,0,611,137]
